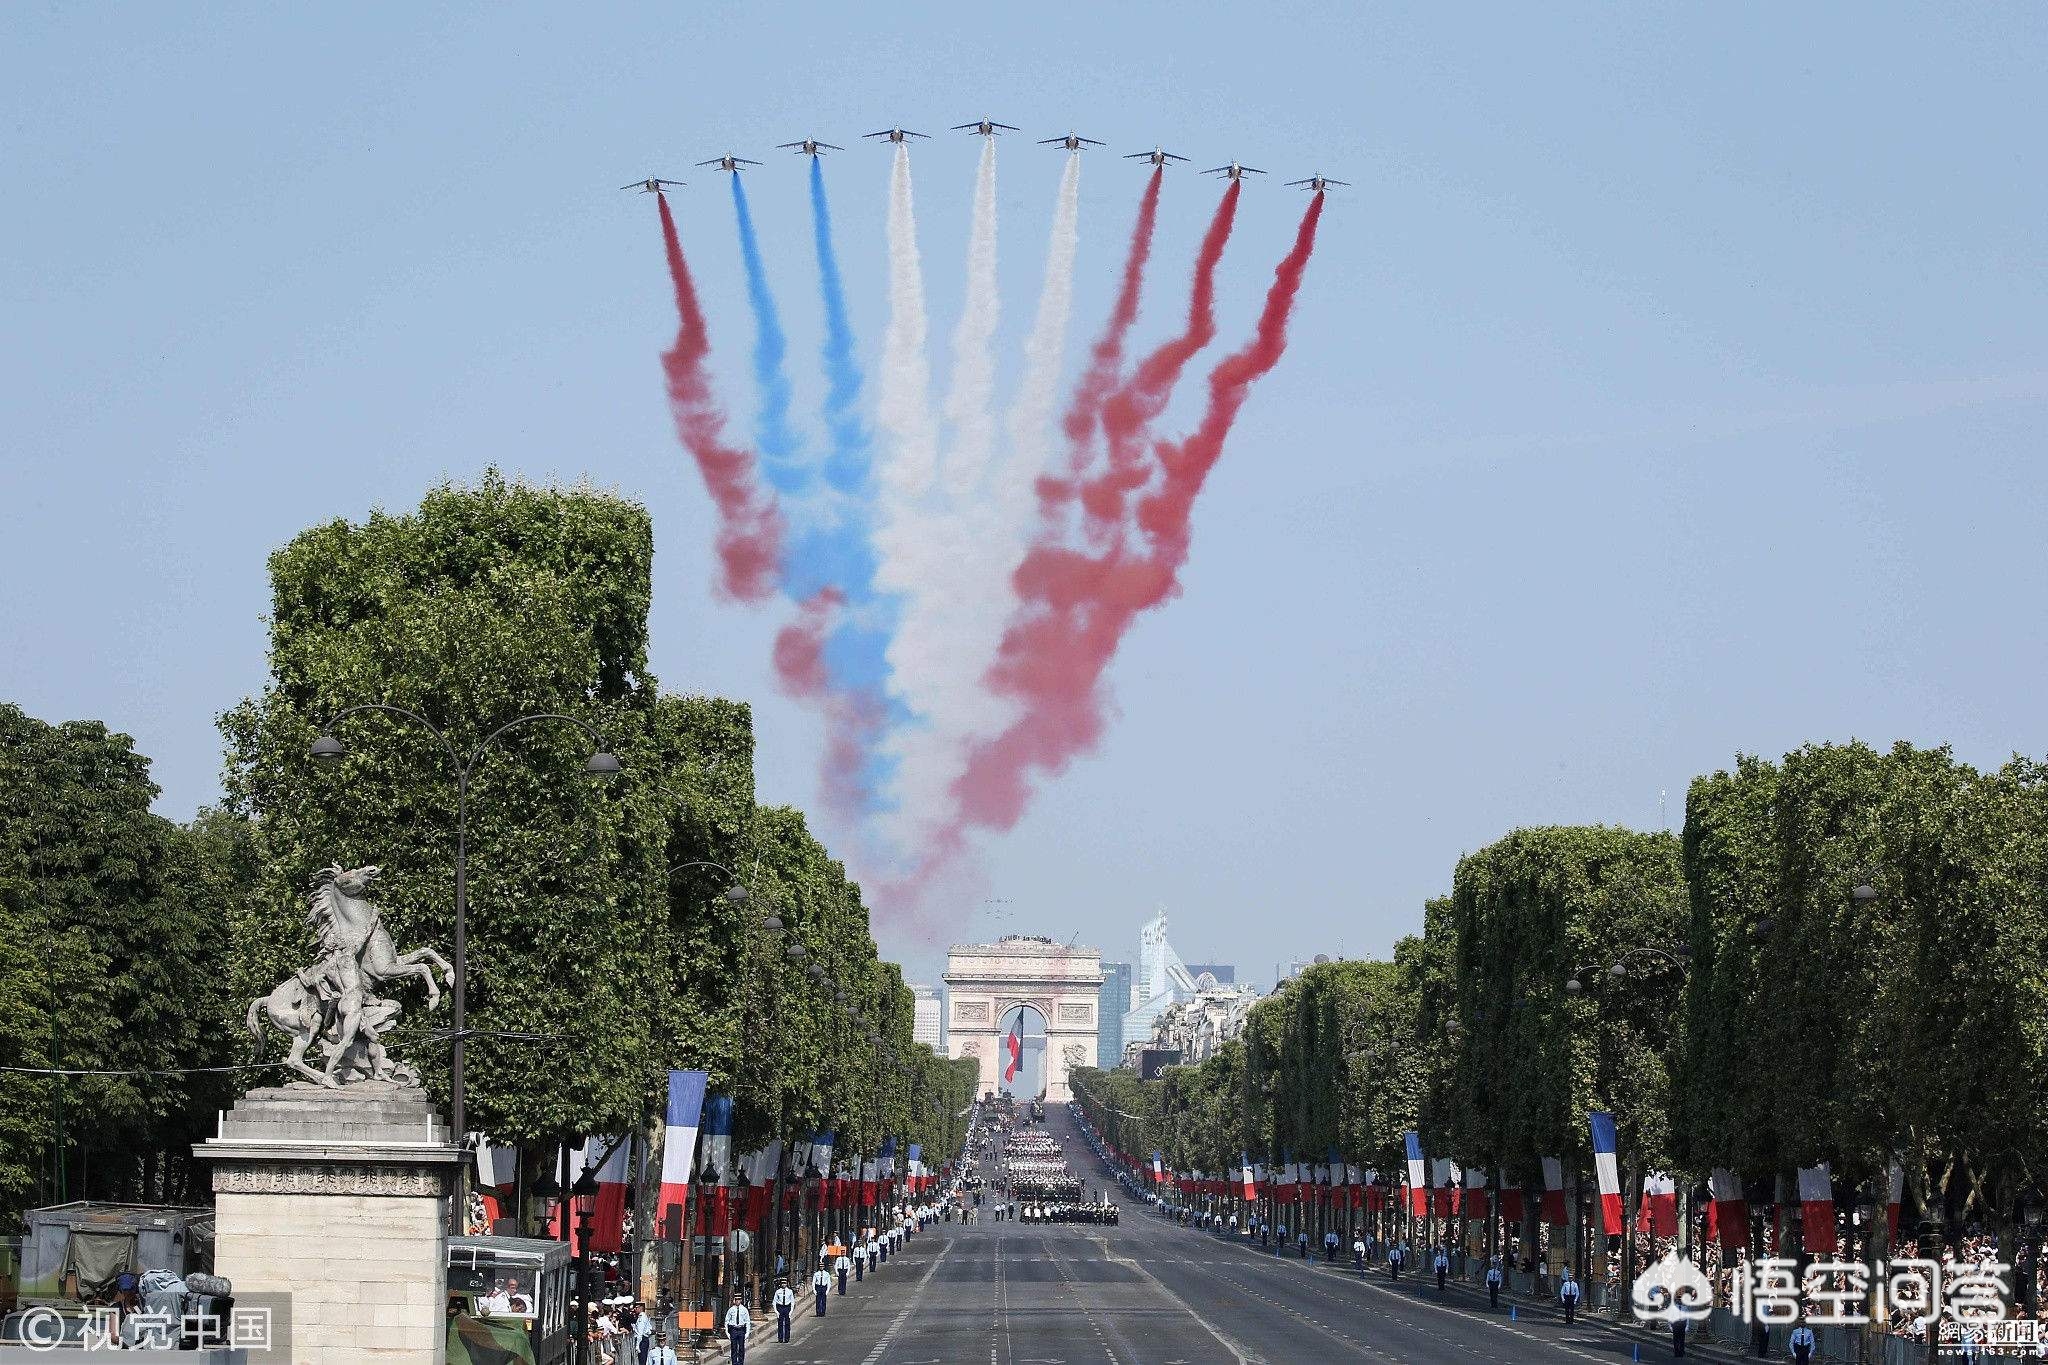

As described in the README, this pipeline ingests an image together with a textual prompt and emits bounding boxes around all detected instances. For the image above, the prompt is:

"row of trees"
[1074,741,2048,1257]
[1,473,971,1228]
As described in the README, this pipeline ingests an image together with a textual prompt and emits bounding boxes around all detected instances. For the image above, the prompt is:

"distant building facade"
[1147,973,1261,1064]
[1121,912,1199,1052]
[1185,963,1236,985]
[1097,962,1132,1068]
[911,984,944,1048]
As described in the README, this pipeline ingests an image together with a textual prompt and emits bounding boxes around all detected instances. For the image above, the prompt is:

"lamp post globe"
[308,734,346,762]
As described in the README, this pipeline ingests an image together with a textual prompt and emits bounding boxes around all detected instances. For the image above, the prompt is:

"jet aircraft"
[864,128,930,143]
[1124,146,1189,167]
[953,118,1019,137]
[1039,132,1105,151]
[777,138,844,156]
[1203,161,1266,180]
[696,154,762,173]
[1285,174,1350,191]
[620,177,687,194]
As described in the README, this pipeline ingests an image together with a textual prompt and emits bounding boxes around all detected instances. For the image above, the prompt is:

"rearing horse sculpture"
[246,864,454,1087]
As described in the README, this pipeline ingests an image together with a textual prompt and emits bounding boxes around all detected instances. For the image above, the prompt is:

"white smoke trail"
[941,137,1001,502]
[874,143,936,501]
[881,151,1085,851]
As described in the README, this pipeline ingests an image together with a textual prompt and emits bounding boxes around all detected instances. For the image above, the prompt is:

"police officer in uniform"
[833,1249,851,1295]
[1558,1268,1581,1325]
[1324,1229,1339,1263]
[1788,1321,1816,1365]
[771,1279,795,1343]
[1434,1245,1450,1291]
[1353,1236,1367,1276]
[811,1263,831,1317]
[722,1296,752,1365]
[1485,1256,1503,1309]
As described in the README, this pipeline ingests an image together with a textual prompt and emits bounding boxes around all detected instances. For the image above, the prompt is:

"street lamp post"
[309,703,620,1235]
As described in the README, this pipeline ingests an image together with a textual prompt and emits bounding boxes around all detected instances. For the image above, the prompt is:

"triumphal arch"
[945,935,1103,1102]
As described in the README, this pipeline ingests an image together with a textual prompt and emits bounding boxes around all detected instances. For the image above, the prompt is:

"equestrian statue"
[246,864,454,1088]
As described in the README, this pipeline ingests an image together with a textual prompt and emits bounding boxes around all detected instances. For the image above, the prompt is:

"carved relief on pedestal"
[214,1162,445,1197]
[1061,1043,1088,1069]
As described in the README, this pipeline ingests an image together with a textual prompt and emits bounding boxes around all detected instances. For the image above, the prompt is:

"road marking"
[857,1231,954,1365]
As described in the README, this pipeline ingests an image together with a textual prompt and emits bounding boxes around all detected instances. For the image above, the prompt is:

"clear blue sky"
[5,3,2044,985]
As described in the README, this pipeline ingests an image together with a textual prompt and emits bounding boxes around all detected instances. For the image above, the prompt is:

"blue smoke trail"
[811,156,870,496]
[797,157,904,809]
[730,175,806,494]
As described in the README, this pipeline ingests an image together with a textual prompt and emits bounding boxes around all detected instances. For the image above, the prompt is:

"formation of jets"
[625,124,1341,191]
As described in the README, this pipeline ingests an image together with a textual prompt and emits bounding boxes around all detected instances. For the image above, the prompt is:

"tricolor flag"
[879,1135,897,1181]
[1432,1157,1461,1218]
[1499,1180,1525,1223]
[1241,1153,1257,1202]
[1540,1156,1567,1226]
[1639,1171,1678,1237]
[1798,1163,1836,1253]
[810,1130,835,1176]
[472,1138,518,1226]
[1003,1022,1023,1083]
[1588,1112,1624,1235]
[1708,1168,1747,1252]
[657,1070,709,1240]
[1404,1132,1428,1217]
[1152,1152,1164,1183]
[1463,1167,1491,1218]
[585,1135,633,1253]
[907,1144,923,1193]
[861,1157,879,1206]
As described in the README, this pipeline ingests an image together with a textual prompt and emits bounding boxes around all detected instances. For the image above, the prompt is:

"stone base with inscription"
[196,1081,461,1364]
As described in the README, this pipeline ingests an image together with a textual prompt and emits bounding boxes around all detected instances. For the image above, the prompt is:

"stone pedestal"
[197,1082,461,1364]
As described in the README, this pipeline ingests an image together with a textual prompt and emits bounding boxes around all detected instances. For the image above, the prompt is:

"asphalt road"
[747,1109,1701,1365]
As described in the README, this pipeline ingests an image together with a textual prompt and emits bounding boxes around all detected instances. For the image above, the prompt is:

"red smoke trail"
[658,194,783,603]
[946,192,1326,833]
[1078,179,1241,540]
[1036,167,1164,520]
[771,589,883,821]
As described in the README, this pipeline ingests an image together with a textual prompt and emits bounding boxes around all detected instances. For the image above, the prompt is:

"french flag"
[1003,1023,1022,1084]
[1431,1157,1461,1218]
[1540,1156,1566,1226]
[907,1144,923,1193]
[811,1131,834,1178]
[1241,1153,1256,1202]
[1588,1112,1623,1235]
[473,1139,518,1226]
[1404,1132,1428,1217]
[702,1094,735,1236]
[583,1135,632,1253]
[1709,1168,1747,1251]
[1798,1163,1836,1253]
[1152,1152,1164,1183]
[1639,1171,1678,1237]
[1463,1168,1490,1219]
[658,1071,708,1240]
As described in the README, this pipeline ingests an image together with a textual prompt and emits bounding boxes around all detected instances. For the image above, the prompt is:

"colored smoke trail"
[809,155,870,497]
[730,175,804,495]
[1040,166,1163,522]
[874,143,937,502]
[941,135,1002,502]
[772,588,886,820]
[945,192,1327,834]
[657,194,783,603]
[1082,179,1241,541]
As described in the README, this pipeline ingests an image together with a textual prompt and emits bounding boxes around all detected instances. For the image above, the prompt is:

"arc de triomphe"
[945,936,1103,1102]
